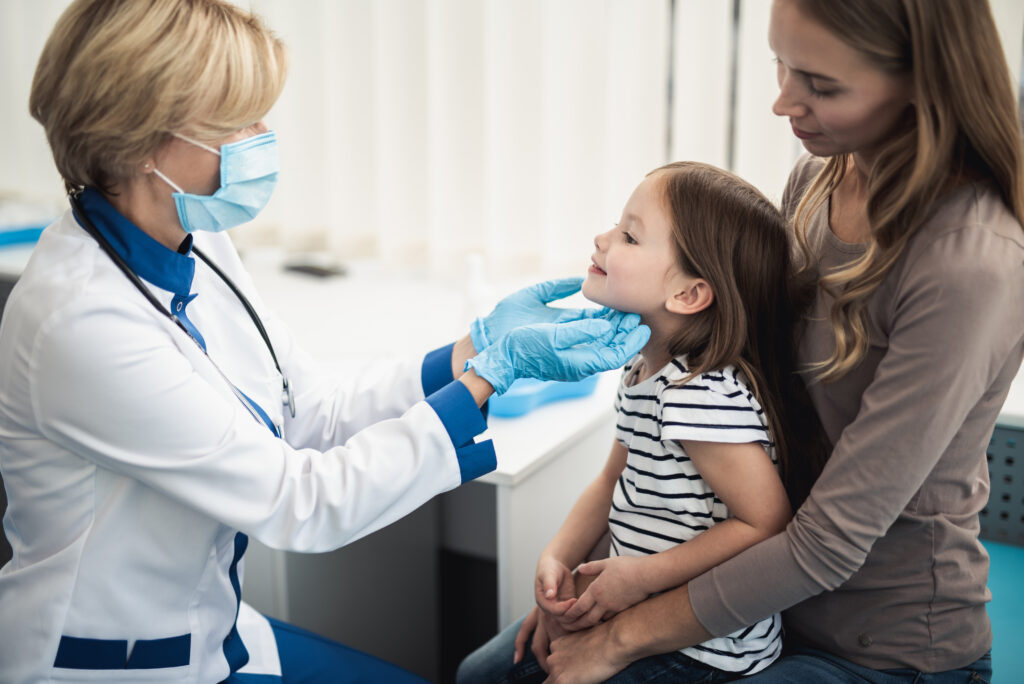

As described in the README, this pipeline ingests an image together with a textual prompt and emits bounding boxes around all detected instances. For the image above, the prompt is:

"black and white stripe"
[608,354,781,675]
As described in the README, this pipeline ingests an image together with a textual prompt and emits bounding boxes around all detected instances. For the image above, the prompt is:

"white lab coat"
[0,206,493,683]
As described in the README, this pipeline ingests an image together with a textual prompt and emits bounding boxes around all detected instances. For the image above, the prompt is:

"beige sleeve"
[690,193,1024,636]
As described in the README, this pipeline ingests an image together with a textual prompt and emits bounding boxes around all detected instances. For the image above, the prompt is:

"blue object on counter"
[0,225,46,248]
[488,374,600,417]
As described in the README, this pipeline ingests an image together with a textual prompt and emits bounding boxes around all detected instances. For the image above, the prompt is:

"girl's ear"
[666,278,714,315]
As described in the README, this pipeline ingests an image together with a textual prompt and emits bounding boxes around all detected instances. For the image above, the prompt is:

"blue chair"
[981,426,1024,682]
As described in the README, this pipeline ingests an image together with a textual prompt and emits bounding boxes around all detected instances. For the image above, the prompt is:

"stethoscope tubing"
[68,191,296,424]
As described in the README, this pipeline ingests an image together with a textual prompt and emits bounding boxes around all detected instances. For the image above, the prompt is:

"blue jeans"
[745,645,992,684]
[455,615,734,684]
[456,615,993,684]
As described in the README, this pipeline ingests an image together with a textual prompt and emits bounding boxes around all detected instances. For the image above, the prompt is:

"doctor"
[0,1,649,682]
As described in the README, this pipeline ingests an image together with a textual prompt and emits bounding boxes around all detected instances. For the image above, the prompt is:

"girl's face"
[768,0,912,163]
[583,173,692,318]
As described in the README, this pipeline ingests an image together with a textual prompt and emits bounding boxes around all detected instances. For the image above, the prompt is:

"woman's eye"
[807,79,838,98]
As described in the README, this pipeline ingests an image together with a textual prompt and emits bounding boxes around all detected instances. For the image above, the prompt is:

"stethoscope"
[69,191,296,432]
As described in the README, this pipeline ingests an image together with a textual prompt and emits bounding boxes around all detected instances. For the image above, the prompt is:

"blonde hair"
[30,0,288,194]
[656,162,828,507]
[791,0,1024,382]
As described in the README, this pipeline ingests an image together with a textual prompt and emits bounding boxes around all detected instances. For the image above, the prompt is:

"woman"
[0,1,648,682]
[538,0,1024,681]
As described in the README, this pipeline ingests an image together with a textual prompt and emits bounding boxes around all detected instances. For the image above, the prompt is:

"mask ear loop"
[174,133,221,156]
[151,167,185,194]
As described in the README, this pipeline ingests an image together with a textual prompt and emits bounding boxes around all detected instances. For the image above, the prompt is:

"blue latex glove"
[471,277,608,351]
[467,311,650,395]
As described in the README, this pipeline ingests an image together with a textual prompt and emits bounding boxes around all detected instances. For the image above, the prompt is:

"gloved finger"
[600,310,642,331]
[526,277,584,304]
[551,306,609,323]
[619,324,651,356]
[577,306,613,319]
[566,323,649,373]
[549,318,615,349]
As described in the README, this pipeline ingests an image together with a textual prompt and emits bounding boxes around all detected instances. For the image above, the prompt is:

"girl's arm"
[513,439,628,669]
[535,440,629,611]
[562,439,790,628]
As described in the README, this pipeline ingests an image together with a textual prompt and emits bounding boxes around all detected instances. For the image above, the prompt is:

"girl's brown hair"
[656,162,827,507]
[791,0,1024,382]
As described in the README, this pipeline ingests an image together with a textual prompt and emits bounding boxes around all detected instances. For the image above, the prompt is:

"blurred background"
[3,0,1020,283]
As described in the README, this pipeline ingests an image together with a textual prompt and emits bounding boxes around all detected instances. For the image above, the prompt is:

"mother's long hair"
[791,0,1024,382]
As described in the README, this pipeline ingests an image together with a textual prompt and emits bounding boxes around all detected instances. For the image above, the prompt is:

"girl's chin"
[580,285,607,307]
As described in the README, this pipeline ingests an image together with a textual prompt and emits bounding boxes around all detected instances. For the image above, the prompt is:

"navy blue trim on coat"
[421,343,455,396]
[421,343,489,420]
[424,380,495,483]
[53,633,191,670]
[223,532,251,673]
[73,188,195,296]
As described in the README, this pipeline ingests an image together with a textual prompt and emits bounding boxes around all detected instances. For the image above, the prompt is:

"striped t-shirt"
[609,355,781,675]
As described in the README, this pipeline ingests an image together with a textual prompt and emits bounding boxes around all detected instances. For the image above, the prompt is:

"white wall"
[2,0,1023,271]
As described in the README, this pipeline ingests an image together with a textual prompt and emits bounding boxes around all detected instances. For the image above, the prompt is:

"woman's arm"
[545,213,1024,682]
[562,439,791,628]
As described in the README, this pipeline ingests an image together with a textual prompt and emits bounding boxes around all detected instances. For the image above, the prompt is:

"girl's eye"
[624,231,638,245]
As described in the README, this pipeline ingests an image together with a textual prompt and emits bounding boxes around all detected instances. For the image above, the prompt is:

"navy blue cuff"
[422,343,456,397]
[424,380,496,482]
[456,440,497,483]
[425,380,488,447]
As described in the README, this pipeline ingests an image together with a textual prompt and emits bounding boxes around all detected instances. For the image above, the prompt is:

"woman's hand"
[466,313,650,394]
[558,556,650,631]
[514,606,574,672]
[470,278,605,351]
[544,621,632,684]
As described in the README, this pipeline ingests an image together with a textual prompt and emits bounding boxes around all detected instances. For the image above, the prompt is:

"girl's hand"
[559,556,650,631]
[535,555,579,616]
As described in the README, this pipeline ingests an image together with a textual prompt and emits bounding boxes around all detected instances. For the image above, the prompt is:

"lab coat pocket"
[49,633,192,681]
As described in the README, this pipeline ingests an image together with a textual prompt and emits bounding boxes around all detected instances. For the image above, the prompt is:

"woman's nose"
[772,75,807,119]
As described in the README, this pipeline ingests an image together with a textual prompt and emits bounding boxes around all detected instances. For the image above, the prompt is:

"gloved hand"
[467,310,650,395]
[471,277,608,351]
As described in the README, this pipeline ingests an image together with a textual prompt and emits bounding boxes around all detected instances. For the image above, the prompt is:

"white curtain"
[3,0,1023,280]
[250,0,675,279]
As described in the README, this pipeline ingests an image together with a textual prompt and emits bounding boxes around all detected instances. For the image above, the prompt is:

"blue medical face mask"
[152,130,279,233]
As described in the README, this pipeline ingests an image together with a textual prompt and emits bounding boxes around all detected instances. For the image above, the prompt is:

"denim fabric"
[456,615,735,684]
[457,617,993,684]
[744,645,992,684]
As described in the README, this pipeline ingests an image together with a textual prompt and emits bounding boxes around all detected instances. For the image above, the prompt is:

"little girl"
[457,161,827,683]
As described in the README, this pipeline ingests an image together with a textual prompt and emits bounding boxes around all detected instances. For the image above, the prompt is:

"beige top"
[689,154,1024,671]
